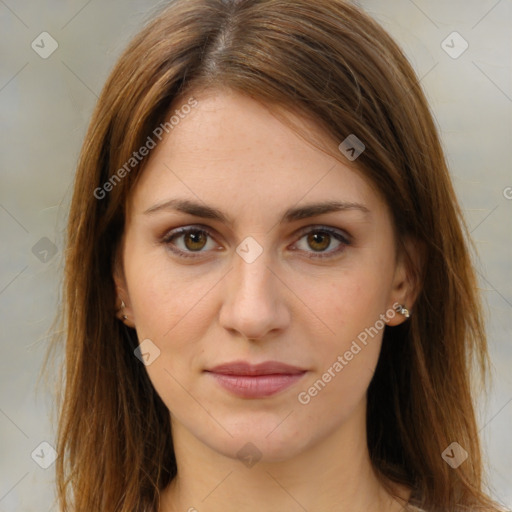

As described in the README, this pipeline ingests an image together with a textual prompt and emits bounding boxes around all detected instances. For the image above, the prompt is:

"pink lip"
[205,361,307,398]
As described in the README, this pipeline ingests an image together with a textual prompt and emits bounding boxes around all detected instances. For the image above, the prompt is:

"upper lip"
[206,361,306,376]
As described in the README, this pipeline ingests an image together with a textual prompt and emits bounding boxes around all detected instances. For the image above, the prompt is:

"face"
[115,89,414,463]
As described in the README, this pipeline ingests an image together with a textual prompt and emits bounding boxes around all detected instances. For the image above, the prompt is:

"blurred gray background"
[0,0,510,510]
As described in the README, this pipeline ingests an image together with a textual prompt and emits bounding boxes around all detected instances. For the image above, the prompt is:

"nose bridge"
[232,241,276,307]
[237,246,271,288]
[231,232,274,288]
[219,239,288,339]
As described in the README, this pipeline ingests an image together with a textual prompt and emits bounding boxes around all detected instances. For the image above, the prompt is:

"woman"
[47,0,509,510]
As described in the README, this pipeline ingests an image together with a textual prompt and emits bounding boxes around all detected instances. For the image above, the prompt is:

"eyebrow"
[143,198,370,224]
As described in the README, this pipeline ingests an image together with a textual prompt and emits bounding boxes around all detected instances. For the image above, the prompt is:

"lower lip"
[207,372,306,398]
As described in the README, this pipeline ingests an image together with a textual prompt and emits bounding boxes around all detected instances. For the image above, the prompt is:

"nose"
[218,246,291,342]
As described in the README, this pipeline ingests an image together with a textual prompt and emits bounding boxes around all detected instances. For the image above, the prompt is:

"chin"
[194,412,314,464]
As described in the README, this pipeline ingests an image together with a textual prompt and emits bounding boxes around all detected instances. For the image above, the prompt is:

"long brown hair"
[44,0,507,510]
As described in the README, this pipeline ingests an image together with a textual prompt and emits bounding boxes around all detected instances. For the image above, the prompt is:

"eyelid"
[161,223,352,259]
[160,224,221,259]
[294,224,352,244]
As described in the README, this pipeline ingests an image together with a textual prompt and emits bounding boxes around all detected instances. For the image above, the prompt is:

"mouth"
[204,361,307,398]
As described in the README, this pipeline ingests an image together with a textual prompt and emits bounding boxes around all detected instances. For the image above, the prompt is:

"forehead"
[129,89,387,221]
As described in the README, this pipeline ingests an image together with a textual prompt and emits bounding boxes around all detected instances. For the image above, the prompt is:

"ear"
[113,244,135,328]
[386,235,425,326]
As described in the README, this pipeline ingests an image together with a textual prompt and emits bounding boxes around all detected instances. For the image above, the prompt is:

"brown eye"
[183,230,208,251]
[294,226,351,259]
[162,225,350,261]
[162,227,218,258]
[306,231,331,252]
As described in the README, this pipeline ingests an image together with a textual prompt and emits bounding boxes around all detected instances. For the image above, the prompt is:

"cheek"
[124,243,208,340]
[124,250,216,401]
[292,253,393,391]
[294,273,387,419]
[303,266,391,346]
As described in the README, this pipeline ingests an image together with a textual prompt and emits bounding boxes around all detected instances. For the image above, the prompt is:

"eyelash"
[161,225,351,260]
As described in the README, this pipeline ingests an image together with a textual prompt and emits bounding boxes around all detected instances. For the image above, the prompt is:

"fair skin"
[114,88,419,511]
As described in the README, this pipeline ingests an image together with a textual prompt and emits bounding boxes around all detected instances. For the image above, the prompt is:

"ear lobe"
[386,236,425,326]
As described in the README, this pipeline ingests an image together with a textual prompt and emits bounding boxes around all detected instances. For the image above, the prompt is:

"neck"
[159,400,411,511]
